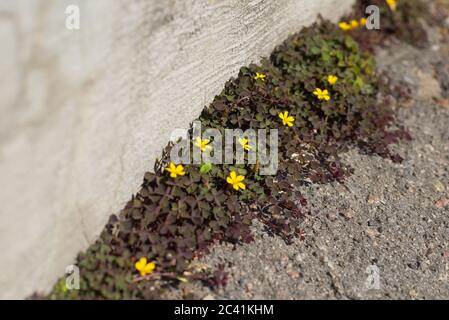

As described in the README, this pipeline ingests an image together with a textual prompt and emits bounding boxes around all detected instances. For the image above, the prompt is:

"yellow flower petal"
[144,261,156,274]
[338,22,352,31]
[195,138,211,151]
[327,75,338,85]
[238,138,251,150]
[386,0,397,11]
[313,88,331,101]
[135,257,147,272]
[279,111,294,127]
[165,162,185,178]
[254,72,267,81]
[227,171,245,191]
[279,112,286,120]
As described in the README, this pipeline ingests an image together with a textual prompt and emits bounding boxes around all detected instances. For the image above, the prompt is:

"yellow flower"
[278,111,295,127]
[313,88,331,101]
[254,72,267,81]
[194,137,211,151]
[338,21,352,31]
[386,0,397,11]
[360,17,367,27]
[165,162,186,178]
[327,75,338,85]
[135,257,156,277]
[238,138,251,151]
[350,19,359,29]
[226,171,246,191]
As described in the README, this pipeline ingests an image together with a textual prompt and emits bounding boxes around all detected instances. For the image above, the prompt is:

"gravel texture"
[166,28,449,300]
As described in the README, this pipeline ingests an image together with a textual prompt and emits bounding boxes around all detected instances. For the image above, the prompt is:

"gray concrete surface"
[166,33,449,300]
[0,0,355,299]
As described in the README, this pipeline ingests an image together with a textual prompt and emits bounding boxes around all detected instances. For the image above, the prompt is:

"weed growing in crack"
[48,16,414,299]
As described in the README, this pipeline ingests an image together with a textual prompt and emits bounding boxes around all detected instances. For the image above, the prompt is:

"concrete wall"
[0,0,354,299]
